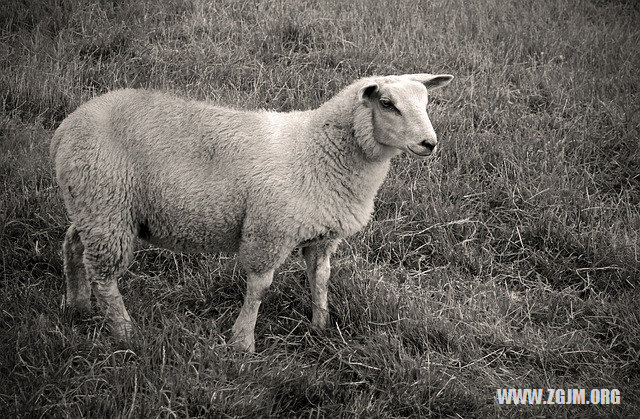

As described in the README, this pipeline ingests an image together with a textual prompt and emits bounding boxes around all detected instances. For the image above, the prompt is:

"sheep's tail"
[50,125,64,162]
[50,107,80,163]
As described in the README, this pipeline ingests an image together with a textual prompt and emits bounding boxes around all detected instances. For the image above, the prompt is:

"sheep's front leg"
[231,269,274,352]
[302,240,339,329]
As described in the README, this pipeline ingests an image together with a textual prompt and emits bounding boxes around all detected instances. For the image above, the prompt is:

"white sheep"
[51,73,453,351]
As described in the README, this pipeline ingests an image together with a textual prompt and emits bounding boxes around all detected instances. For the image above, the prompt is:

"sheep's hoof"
[63,301,93,324]
[230,333,255,353]
[110,321,134,344]
[311,312,329,331]
[64,297,92,315]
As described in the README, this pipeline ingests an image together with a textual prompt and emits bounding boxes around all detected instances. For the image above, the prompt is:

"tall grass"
[1,0,639,416]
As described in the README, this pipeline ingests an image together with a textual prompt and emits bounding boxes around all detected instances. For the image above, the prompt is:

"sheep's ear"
[406,74,454,90]
[358,82,379,104]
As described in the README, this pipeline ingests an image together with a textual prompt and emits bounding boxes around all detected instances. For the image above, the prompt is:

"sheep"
[51,73,454,351]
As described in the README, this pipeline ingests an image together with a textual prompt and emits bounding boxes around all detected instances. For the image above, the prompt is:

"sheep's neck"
[300,97,392,206]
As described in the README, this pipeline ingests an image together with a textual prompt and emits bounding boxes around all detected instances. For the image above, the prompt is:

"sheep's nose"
[420,139,437,152]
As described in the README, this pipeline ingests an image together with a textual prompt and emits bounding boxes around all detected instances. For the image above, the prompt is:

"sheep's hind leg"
[302,240,340,330]
[63,224,91,313]
[82,228,135,342]
[231,269,274,352]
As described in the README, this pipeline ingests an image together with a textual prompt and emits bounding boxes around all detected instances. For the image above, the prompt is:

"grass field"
[1,0,639,416]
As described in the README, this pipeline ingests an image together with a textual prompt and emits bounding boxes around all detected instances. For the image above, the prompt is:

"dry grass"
[1,0,639,417]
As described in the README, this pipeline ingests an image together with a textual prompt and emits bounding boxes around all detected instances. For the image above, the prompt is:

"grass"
[1,0,639,416]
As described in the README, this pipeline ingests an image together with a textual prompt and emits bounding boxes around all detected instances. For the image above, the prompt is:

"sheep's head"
[357,73,453,159]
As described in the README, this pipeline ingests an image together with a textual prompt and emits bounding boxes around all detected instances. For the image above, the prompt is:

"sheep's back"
[52,89,267,253]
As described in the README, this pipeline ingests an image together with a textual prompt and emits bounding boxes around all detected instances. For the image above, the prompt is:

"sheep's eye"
[379,98,399,114]
[379,98,393,108]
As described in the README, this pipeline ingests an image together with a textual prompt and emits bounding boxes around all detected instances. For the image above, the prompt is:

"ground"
[1,0,639,417]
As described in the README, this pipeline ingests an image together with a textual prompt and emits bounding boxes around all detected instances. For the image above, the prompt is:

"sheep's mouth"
[407,145,433,158]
